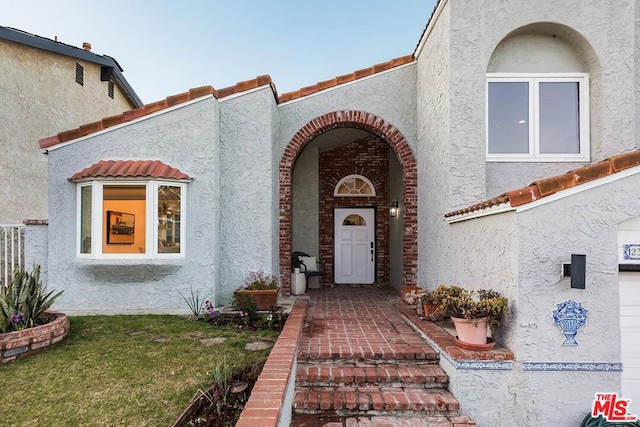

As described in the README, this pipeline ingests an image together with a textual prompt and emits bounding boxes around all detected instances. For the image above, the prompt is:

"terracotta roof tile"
[39,76,275,150]
[277,54,415,103]
[445,149,640,218]
[414,1,443,54]
[68,160,191,182]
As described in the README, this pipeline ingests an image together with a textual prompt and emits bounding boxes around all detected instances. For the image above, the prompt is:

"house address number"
[624,244,640,260]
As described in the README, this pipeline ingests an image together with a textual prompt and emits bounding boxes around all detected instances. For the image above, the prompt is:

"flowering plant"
[241,271,279,290]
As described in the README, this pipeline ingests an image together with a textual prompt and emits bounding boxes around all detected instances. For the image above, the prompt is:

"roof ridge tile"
[446,148,640,218]
[39,76,276,150]
[278,54,415,103]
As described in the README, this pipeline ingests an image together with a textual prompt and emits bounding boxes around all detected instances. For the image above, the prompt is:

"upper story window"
[334,174,376,196]
[486,73,589,162]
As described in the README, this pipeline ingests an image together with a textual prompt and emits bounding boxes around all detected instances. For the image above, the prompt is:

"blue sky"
[2,1,436,103]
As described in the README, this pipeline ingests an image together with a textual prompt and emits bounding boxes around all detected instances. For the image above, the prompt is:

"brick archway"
[279,110,417,294]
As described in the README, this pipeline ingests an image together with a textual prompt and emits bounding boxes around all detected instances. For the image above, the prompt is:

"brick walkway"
[298,285,439,361]
[291,285,476,427]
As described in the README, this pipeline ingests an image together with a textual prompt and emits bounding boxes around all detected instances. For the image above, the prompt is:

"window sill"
[487,156,589,163]
[74,257,185,267]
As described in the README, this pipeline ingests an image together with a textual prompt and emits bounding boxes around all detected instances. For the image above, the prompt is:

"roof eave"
[0,26,142,108]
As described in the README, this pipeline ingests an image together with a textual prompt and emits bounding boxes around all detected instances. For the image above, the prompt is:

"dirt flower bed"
[176,307,289,427]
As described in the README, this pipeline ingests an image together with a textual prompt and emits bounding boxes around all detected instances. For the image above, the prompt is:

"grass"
[0,315,279,426]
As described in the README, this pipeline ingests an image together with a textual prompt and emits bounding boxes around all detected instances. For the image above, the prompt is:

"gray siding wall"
[219,88,278,304]
[46,97,220,314]
[278,66,418,163]
[509,173,640,425]
[0,41,135,224]
[416,1,451,288]
[389,153,403,289]
[292,146,319,258]
[443,0,636,203]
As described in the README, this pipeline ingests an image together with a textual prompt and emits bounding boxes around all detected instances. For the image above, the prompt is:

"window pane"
[80,186,92,254]
[335,176,375,196]
[343,214,366,226]
[539,82,580,154]
[488,82,530,154]
[158,186,181,254]
[103,186,146,254]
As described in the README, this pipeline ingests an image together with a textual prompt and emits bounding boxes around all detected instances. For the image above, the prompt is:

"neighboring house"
[0,26,141,225]
[25,0,640,425]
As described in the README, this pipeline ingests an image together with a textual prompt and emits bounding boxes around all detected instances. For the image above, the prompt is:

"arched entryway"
[279,110,417,294]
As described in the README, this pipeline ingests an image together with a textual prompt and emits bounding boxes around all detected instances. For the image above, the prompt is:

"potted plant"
[291,257,303,274]
[438,285,509,350]
[420,285,449,320]
[233,271,279,311]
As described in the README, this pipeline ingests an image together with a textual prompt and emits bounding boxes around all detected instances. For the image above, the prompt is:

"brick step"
[291,413,477,426]
[293,386,461,416]
[296,363,448,389]
[297,345,440,362]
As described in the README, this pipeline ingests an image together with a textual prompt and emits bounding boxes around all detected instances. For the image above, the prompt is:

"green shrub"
[0,265,63,333]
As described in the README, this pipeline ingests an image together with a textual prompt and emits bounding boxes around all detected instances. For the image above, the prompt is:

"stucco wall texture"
[25,0,640,425]
[0,40,134,224]
[219,87,279,305]
[45,98,220,313]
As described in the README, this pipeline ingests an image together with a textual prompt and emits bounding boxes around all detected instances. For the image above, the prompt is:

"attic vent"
[108,81,114,99]
[75,63,84,86]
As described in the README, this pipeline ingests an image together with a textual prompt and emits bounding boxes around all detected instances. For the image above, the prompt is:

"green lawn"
[0,315,278,426]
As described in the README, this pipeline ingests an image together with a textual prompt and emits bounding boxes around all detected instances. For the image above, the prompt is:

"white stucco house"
[25,0,640,425]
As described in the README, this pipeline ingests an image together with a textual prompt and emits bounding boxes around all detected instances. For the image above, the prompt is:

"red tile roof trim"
[68,160,191,182]
[445,149,640,218]
[39,54,417,150]
[39,76,276,150]
[278,55,415,103]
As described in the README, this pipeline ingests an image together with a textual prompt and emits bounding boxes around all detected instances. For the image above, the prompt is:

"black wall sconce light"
[563,254,586,289]
[390,202,399,217]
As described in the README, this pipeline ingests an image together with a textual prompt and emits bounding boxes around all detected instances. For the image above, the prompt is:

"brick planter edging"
[395,301,515,362]
[0,312,70,364]
[236,298,309,427]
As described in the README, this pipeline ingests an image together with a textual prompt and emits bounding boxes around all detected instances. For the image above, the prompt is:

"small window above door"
[343,214,367,226]
[334,174,376,196]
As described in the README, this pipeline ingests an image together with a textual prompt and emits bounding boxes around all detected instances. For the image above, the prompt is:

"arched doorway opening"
[279,111,417,294]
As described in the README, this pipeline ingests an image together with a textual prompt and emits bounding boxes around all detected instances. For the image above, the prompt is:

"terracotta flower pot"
[451,316,489,346]
[234,289,278,311]
[422,302,439,319]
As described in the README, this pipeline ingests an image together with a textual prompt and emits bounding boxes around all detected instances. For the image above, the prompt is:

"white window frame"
[75,179,187,259]
[486,73,590,162]
[334,174,376,197]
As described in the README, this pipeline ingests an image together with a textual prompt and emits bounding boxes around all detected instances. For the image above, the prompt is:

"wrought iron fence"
[0,225,25,287]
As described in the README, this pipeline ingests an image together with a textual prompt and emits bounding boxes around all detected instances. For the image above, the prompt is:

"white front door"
[620,271,640,415]
[334,208,375,284]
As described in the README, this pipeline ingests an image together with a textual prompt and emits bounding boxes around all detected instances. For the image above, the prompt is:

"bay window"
[77,180,185,258]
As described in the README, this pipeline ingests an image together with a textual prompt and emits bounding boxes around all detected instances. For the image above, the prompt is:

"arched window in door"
[334,174,376,197]
[343,214,367,226]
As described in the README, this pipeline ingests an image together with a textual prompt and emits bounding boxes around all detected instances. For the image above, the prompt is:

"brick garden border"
[236,297,308,427]
[279,111,418,295]
[0,312,70,364]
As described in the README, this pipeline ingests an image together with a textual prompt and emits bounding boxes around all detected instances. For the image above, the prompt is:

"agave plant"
[0,265,63,333]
